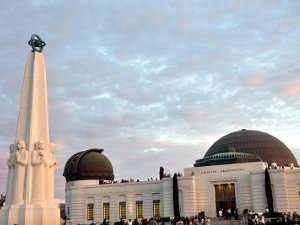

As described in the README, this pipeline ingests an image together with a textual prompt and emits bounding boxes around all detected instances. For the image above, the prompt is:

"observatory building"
[64,129,300,225]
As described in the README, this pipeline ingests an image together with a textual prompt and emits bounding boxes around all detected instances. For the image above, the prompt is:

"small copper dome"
[63,148,114,182]
[199,129,298,167]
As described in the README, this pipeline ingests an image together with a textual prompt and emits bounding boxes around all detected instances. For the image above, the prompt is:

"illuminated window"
[103,203,110,220]
[153,200,160,218]
[136,201,143,218]
[87,203,94,220]
[119,202,126,219]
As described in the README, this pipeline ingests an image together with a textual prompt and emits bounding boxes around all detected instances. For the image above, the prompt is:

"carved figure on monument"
[44,143,56,203]
[50,143,56,165]
[13,140,28,205]
[31,141,46,203]
[5,144,17,206]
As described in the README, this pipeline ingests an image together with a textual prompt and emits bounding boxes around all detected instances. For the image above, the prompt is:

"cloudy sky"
[0,0,299,201]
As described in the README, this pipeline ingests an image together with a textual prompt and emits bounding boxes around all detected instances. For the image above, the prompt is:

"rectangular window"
[87,203,94,221]
[136,201,143,218]
[153,200,160,218]
[103,203,110,220]
[119,202,126,219]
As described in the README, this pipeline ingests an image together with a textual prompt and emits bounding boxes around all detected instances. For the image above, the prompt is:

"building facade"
[64,130,300,225]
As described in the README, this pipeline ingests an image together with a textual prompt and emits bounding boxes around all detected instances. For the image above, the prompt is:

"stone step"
[208,219,242,225]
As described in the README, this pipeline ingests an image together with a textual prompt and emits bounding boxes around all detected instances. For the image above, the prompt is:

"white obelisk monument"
[0,34,60,225]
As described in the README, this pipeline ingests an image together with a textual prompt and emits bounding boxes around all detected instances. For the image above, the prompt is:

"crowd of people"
[99,171,184,185]
[87,210,300,225]
[246,212,290,225]
[86,204,299,225]
[170,216,210,225]
[98,167,185,185]
[217,207,239,220]
[115,218,161,225]
[90,214,211,225]
[244,209,299,225]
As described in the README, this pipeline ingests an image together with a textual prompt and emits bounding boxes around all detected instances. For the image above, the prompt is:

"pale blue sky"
[0,0,299,201]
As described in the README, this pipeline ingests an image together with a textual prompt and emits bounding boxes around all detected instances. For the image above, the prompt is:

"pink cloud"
[286,16,300,25]
[244,75,264,86]
[282,80,300,96]
[53,129,65,154]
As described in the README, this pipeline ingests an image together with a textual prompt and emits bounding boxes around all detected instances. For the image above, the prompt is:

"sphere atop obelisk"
[28,34,46,52]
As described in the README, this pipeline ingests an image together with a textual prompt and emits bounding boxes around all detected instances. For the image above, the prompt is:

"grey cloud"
[0,0,300,199]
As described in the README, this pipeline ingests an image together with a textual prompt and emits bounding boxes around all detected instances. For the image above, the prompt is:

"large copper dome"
[203,129,298,167]
[63,148,114,182]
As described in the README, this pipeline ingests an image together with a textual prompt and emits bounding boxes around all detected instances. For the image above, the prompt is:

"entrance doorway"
[214,183,236,217]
